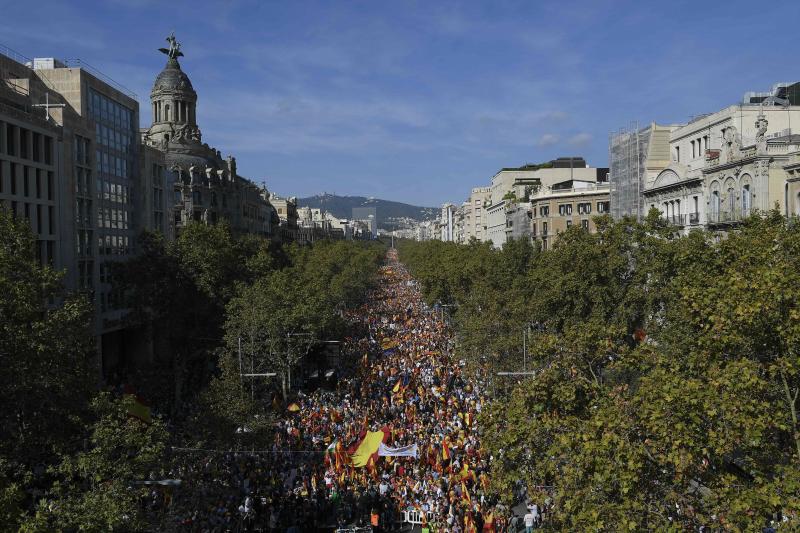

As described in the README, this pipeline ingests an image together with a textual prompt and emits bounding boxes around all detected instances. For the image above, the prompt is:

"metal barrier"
[403,509,434,525]
[334,528,373,533]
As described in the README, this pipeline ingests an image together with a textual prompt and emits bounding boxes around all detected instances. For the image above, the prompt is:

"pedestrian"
[523,510,535,533]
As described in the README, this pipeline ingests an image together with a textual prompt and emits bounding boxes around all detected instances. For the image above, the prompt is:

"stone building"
[463,187,490,242]
[505,200,533,243]
[1,45,166,375]
[0,50,62,274]
[141,34,276,238]
[484,159,607,249]
[530,180,610,250]
[644,90,800,233]
[440,202,455,241]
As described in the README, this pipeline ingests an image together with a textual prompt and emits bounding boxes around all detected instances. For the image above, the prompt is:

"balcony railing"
[663,214,686,226]
[708,208,750,225]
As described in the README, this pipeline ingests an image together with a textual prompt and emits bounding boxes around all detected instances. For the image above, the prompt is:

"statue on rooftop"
[158,32,184,60]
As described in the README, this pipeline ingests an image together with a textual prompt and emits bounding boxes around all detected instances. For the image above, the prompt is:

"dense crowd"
[160,250,508,531]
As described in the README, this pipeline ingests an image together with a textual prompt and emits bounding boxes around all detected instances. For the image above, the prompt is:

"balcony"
[663,214,686,226]
[707,208,749,225]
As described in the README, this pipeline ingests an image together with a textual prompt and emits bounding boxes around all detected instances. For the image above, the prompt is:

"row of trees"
[399,211,800,531]
[0,205,385,531]
[0,209,169,531]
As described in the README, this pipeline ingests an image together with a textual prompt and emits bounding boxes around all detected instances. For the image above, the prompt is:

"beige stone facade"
[645,104,800,232]
[530,182,610,250]
[464,187,490,242]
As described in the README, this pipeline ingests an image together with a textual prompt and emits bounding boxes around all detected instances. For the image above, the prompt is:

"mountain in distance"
[298,193,438,229]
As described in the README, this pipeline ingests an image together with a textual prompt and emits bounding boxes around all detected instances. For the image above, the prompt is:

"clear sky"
[2,0,798,206]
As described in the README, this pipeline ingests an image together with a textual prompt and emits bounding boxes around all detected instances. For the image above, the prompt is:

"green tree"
[21,393,168,532]
[0,208,94,463]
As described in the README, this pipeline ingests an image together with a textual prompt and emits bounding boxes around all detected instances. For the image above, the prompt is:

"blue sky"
[2,0,798,206]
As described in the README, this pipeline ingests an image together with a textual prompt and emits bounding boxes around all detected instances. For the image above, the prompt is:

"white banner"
[377,442,418,458]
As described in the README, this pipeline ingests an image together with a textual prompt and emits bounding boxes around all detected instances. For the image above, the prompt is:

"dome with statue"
[144,32,228,176]
[152,57,195,97]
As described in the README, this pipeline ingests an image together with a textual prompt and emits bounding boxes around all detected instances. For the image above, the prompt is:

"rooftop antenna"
[31,92,65,122]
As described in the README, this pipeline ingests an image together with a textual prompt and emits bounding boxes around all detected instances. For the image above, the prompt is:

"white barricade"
[403,509,434,525]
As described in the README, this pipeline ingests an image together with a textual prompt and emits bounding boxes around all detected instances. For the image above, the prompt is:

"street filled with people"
[164,249,515,532]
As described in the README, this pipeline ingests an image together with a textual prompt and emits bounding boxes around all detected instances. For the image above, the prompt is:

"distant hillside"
[298,194,438,228]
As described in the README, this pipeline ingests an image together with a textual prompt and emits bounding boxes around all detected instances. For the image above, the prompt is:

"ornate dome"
[151,57,195,96]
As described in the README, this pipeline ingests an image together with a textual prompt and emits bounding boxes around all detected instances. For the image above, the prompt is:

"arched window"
[727,186,736,218]
[786,183,790,217]
[742,184,751,216]
[711,190,720,221]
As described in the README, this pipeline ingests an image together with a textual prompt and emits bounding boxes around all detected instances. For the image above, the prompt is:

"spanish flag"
[351,430,386,467]
[485,510,496,532]
[461,480,471,504]
[122,385,151,424]
[287,402,301,412]
[125,394,151,424]
[441,438,451,463]
[392,380,402,394]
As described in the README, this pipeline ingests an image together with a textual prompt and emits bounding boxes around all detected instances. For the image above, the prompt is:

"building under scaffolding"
[609,123,674,220]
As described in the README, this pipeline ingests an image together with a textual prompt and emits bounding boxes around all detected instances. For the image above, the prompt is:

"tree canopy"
[399,211,800,530]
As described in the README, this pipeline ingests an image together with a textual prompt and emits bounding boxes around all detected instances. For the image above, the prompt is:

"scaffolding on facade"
[609,122,651,221]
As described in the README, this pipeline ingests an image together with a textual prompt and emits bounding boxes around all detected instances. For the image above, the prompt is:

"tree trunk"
[780,369,800,463]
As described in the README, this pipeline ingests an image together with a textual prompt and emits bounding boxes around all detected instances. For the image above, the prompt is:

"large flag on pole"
[377,442,418,458]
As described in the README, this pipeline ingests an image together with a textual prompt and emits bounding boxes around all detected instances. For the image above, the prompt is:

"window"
[597,201,609,213]
[44,136,52,165]
[542,221,548,235]
[192,190,202,205]
[32,132,40,162]
[675,146,680,162]
[540,206,549,217]
[23,168,29,197]
[742,184,751,216]
[691,140,696,159]
[727,186,736,216]
[10,163,16,195]
[581,219,589,230]
[48,206,54,234]
[577,202,591,215]
[20,129,28,159]
[6,123,15,156]
[558,204,572,216]
[566,220,572,228]
[711,190,720,216]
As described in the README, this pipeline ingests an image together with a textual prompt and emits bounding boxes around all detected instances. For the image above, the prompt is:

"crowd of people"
[159,249,511,531]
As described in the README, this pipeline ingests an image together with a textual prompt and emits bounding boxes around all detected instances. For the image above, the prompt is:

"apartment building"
[530,180,610,250]
[644,85,800,233]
